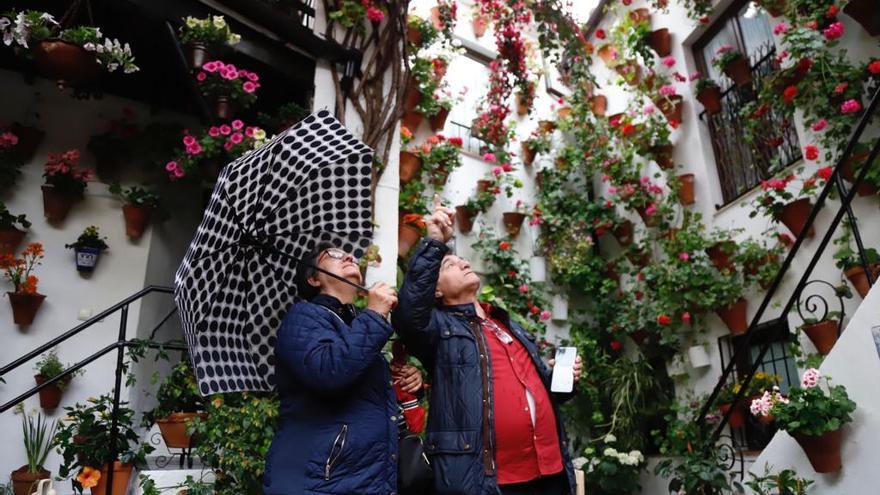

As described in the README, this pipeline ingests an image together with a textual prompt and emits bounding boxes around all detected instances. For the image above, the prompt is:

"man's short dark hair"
[295,241,337,300]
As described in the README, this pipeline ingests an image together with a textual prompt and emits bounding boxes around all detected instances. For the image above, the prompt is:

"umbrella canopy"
[175,110,375,395]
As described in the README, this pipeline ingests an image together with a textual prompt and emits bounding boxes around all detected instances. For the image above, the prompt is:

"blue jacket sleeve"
[277,303,393,392]
[392,238,449,365]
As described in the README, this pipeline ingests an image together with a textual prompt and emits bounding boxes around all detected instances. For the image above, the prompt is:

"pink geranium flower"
[366,6,385,23]
[230,132,244,144]
[492,166,503,176]
[539,310,551,321]
[662,56,676,68]
[678,252,690,261]
[841,99,862,114]
[811,119,828,132]
[822,22,844,41]
[220,125,232,135]
[658,85,677,96]
[801,368,820,388]
[773,22,789,35]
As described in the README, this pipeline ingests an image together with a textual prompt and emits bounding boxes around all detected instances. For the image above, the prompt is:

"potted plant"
[86,110,139,180]
[178,15,241,69]
[764,369,856,473]
[471,8,488,38]
[1,242,45,326]
[398,213,426,258]
[591,93,608,116]
[109,183,161,240]
[521,129,551,166]
[735,238,783,289]
[798,311,841,356]
[42,149,91,224]
[745,465,813,495]
[502,201,530,237]
[55,395,154,495]
[838,143,878,197]
[675,173,696,205]
[695,77,723,114]
[0,203,30,256]
[654,86,684,124]
[832,223,880,299]
[749,169,827,239]
[514,81,536,116]
[65,226,109,273]
[703,268,749,334]
[407,15,438,47]
[10,407,57,495]
[646,28,671,57]
[582,435,645,494]
[163,121,268,182]
[417,135,463,188]
[716,381,749,428]
[712,45,751,87]
[144,360,206,449]
[196,60,260,119]
[34,349,82,410]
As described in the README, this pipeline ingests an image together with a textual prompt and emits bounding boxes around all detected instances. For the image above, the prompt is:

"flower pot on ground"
[843,0,880,36]
[66,226,109,274]
[178,15,241,69]
[11,411,56,495]
[843,264,880,298]
[646,28,671,57]
[157,413,208,448]
[398,214,425,258]
[399,151,422,184]
[145,359,207,449]
[11,466,50,495]
[502,212,527,237]
[590,94,607,116]
[801,319,839,356]
[429,107,450,132]
[696,84,723,115]
[716,298,748,335]
[677,174,695,205]
[88,462,134,495]
[655,95,683,124]
[455,206,478,234]
[778,198,816,239]
[32,39,101,88]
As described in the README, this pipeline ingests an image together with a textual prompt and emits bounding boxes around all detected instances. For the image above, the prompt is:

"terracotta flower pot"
[472,15,488,37]
[521,142,536,166]
[557,107,573,120]
[157,412,208,448]
[723,56,752,87]
[655,95,684,124]
[802,319,839,356]
[794,429,843,473]
[183,42,210,69]
[677,174,695,205]
[759,0,786,16]
[31,39,101,88]
[538,120,556,133]
[41,185,77,224]
[716,298,749,335]
[515,94,531,116]
[844,264,880,298]
[636,206,659,227]
[401,111,423,133]
[778,198,816,239]
[706,241,736,272]
[591,94,607,116]
[9,123,45,162]
[629,329,650,346]
[839,152,877,197]
[455,206,478,234]
[404,83,421,112]
[430,7,443,30]
[398,223,423,258]
[8,292,46,326]
[399,151,422,185]
[0,227,26,256]
[90,462,134,495]
[697,86,723,115]
[429,107,450,132]
[628,8,651,24]
[597,45,619,66]
[431,167,450,188]
[214,96,236,120]
[613,219,634,247]
[647,28,671,57]
[615,61,642,86]
[843,0,880,36]
[720,401,746,428]
[406,25,422,45]
[651,145,674,170]
[122,205,152,240]
[11,466,50,495]
[34,374,70,410]
[477,179,494,193]
[502,212,527,237]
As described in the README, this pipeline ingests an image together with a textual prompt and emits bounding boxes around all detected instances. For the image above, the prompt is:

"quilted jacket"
[393,238,577,495]
[264,294,399,495]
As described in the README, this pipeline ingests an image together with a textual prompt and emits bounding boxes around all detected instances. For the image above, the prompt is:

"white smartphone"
[550,346,577,393]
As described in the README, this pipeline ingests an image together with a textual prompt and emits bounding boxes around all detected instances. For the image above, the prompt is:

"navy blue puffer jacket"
[264,294,399,495]
[393,238,577,495]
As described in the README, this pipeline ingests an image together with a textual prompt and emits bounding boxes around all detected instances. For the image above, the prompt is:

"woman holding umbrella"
[263,241,413,495]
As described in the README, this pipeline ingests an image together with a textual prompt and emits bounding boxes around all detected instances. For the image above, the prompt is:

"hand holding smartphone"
[550,346,577,393]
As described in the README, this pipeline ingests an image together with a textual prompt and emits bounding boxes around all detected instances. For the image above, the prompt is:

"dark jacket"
[264,294,399,495]
[393,238,577,495]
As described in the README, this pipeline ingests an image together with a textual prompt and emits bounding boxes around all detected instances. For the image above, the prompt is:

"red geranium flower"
[783,85,798,103]
[595,29,605,40]
[817,167,833,180]
[805,145,819,160]
[499,241,511,250]
[610,340,622,351]
[870,60,880,75]
[657,314,671,326]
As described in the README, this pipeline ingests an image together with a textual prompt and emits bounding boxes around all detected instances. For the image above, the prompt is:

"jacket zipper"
[467,318,496,474]
[324,424,348,480]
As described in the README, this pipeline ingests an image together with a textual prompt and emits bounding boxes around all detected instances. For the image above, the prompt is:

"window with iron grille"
[694,1,802,207]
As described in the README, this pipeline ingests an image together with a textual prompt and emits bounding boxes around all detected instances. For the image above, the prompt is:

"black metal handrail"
[696,86,880,446]
[0,285,184,494]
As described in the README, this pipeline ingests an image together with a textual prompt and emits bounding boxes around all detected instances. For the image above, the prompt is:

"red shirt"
[481,307,563,485]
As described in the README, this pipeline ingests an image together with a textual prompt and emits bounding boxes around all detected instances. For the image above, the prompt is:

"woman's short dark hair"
[295,241,337,300]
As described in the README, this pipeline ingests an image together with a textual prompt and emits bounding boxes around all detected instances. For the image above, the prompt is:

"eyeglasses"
[319,248,357,263]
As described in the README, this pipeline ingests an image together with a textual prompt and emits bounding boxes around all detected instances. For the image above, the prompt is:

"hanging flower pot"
[723,56,752,87]
[398,215,424,258]
[0,227,26,256]
[720,400,747,428]
[11,466,50,495]
[687,345,711,368]
[591,94,608,116]
[34,374,71,410]
[615,61,642,86]
[9,123,45,162]
[31,39,101,88]
[655,95,684,124]
[646,28,672,57]
[122,205,152,240]
[844,264,880,298]
[677,174,695,205]
[794,429,843,473]
[515,93,531,116]
[778,198,816,239]
[401,111,423,133]
[41,185,77,224]
[404,82,421,112]
[597,45,619,66]
[183,42,211,69]
[629,330,650,346]
[521,142,536,166]
[157,412,208,448]
[214,96,237,120]
[502,212,527,237]
[537,120,556,133]
[636,207,659,227]
[613,219,634,247]
[90,462,134,495]
[802,319,839,355]
[706,241,736,272]
[839,152,877,197]
[651,145,674,170]
[628,8,652,24]
[74,247,102,273]
[431,166,450,188]
[399,151,423,185]
[472,14,489,37]
[697,86,724,115]
[716,298,749,335]
[843,0,880,36]
[557,107,573,120]
[429,107,450,132]
[530,256,547,283]
[8,292,46,326]
[455,206,478,234]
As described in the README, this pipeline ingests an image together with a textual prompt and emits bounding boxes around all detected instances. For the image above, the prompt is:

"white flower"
[604,433,617,444]
[801,368,820,388]
[228,33,241,45]
[213,16,227,29]
[603,447,616,457]
[83,42,96,51]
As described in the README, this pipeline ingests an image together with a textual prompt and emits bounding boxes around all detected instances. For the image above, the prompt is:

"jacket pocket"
[425,431,481,495]
[424,430,478,455]
[324,424,349,481]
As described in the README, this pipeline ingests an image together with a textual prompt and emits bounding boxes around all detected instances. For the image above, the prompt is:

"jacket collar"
[439,301,512,327]
[311,294,358,325]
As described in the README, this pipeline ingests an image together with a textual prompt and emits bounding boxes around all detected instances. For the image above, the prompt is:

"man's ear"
[434,289,443,299]
[307,275,321,289]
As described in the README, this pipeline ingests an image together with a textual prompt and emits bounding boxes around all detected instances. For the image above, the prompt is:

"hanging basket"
[90,462,134,495]
[706,241,736,272]
[34,374,71,410]
[41,185,77,224]
[502,212,527,237]
[122,205,152,240]
[455,206,478,234]
[399,151,423,185]
[655,95,684,124]
[802,319,839,355]
[214,96,237,120]
[844,263,880,298]
[521,142,536,166]
[646,28,672,57]
[0,227,26,256]
[697,86,724,115]
[31,39,101,88]
[591,94,608,116]
[183,42,211,70]
[74,247,102,273]
[794,429,843,473]
[723,56,753,87]
[157,412,208,448]
[778,198,816,239]
[429,107,450,132]
[715,298,749,335]
[7,292,46,326]
[677,174,695,205]
[11,466,50,495]
[843,0,880,36]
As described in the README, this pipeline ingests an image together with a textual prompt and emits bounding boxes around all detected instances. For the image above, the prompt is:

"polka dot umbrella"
[174,110,375,395]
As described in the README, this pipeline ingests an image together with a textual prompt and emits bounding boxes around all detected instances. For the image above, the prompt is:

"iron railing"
[0,286,184,494]
[695,86,880,466]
